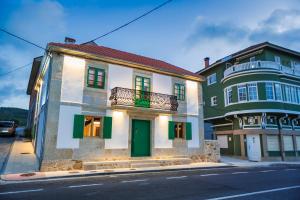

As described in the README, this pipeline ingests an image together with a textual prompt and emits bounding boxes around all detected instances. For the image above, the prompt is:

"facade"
[26,40,216,171]
[198,42,300,161]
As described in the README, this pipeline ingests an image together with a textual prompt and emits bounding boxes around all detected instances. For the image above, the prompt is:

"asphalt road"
[0,165,300,200]
[0,137,14,174]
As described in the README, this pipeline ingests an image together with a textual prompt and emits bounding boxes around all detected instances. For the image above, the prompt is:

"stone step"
[83,157,193,170]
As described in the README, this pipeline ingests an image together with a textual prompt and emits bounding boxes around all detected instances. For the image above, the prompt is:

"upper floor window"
[250,57,256,62]
[265,82,274,100]
[248,83,258,101]
[284,85,292,102]
[225,87,233,105]
[274,83,283,101]
[274,56,281,64]
[87,67,105,89]
[238,84,247,102]
[291,86,298,103]
[210,96,217,106]
[174,83,185,101]
[207,73,217,85]
[297,88,300,104]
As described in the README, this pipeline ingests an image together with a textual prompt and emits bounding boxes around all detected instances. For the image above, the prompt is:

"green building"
[198,42,300,161]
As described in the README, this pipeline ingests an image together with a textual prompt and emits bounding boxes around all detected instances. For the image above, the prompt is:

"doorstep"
[0,162,229,182]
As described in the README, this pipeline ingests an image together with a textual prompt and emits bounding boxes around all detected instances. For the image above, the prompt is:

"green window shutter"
[103,116,112,139]
[73,115,84,138]
[186,122,192,140]
[168,121,175,140]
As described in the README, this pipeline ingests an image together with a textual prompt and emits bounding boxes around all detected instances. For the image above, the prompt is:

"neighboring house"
[26,38,212,171]
[198,42,300,161]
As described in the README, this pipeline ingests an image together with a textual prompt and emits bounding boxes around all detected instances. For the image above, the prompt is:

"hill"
[0,107,28,126]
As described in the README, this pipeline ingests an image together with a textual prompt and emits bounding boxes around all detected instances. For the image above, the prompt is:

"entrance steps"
[83,157,193,170]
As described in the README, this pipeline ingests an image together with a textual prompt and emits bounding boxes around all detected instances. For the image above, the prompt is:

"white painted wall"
[154,115,173,148]
[152,73,172,95]
[186,80,199,115]
[61,55,85,103]
[56,105,81,149]
[107,64,133,106]
[187,116,200,148]
[105,110,129,149]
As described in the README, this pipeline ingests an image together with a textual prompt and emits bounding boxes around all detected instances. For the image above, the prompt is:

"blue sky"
[1,0,300,109]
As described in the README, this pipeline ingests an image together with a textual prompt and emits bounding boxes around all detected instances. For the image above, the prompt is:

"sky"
[1,0,300,109]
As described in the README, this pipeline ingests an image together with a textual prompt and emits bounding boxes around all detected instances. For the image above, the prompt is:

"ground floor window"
[84,116,102,137]
[296,136,300,151]
[267,135,280,152]
[174,122,185,139]
[283,135,294,151]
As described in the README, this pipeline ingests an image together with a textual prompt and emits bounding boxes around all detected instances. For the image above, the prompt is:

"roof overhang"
[26,56,42,95]
[47,44,204,82]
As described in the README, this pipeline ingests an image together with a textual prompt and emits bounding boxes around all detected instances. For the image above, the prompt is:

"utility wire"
[0,62,32,77]
[85,0,173,43]
[0,28,46,50]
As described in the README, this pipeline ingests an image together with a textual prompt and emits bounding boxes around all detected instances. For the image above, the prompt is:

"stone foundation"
[191,140,220,162]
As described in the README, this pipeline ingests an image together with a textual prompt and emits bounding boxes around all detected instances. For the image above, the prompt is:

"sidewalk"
[2,137,38,175]
[221,156,300,167]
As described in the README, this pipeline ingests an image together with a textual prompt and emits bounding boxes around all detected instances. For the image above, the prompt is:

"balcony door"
[135,76,150,108]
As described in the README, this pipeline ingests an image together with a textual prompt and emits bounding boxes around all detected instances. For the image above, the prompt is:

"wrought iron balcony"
[109,87,178,112]
[224,61,300,78]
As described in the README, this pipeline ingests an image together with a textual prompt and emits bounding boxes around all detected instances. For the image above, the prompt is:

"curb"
[0,165,235,182]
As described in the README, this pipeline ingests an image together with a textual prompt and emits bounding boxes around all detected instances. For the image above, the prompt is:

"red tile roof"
[48,42,200,79]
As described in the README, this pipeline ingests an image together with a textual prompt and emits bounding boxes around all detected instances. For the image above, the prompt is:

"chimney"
[64,37,76,44]
[204,57,210,68]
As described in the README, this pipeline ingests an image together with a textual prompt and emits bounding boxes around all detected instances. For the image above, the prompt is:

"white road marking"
[284,169,296,171]
[166,176,187,180]
[121,179,147,183]
[206,185,300,200]
[260,170,275,173]
[201,174,219,177]
[0,189,44,195]
[68,183,103,188]
[231,172,249,174]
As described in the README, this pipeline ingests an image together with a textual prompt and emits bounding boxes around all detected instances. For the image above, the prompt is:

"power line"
[85,0,174,43]
[0,62,32,77]
[0,28,46,50]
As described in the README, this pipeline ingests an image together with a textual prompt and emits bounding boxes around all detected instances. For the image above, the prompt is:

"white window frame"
[274,83,282,101]
[297,87,300,104]
[274,56,281,64]
[265,82,275,100]
[291,86,297,103]
[211,96,217,106]
[250,56,255,62]
[238,84,247,102]
[225,87,233,105]
[207,73,217,86]
[247,83,258,101]
[285,85,292,102]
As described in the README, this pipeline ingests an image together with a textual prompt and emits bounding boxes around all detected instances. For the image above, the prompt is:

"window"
[250,57,255,62]
[248,83,258,101]
[274,56,281,64]
[226,87,233,105]
[87,67,105,89]
[174,122,184,139]
[207,73,217,85]
[265,82,274,100]
[297,88,300,104]
[274,83,282,101]
[226,63,232,69]
[238,84,247,102]
[211,96,217,106]
[284,85,292,102]
[174,83,185,101]
[291,86,298,103]
[84,116,102,137]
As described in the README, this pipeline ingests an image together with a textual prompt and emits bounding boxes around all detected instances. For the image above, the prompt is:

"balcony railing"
[109,87,178,112]
[224,61,300,78]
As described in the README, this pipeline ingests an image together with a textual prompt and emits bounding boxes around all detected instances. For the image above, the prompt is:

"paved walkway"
[2,137,38,175]
[221,156,300,167]
[0,137,14,174]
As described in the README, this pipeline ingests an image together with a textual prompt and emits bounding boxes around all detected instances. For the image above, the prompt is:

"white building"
[26,40,216,171]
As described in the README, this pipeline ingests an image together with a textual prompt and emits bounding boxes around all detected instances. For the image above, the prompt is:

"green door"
[135,76,150,108]
[131,119,151,157]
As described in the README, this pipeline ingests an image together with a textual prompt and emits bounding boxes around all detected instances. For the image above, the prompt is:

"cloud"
[249,9,300,48]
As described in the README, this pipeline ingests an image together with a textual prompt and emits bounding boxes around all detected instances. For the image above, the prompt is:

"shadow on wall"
[204,122,214,140]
